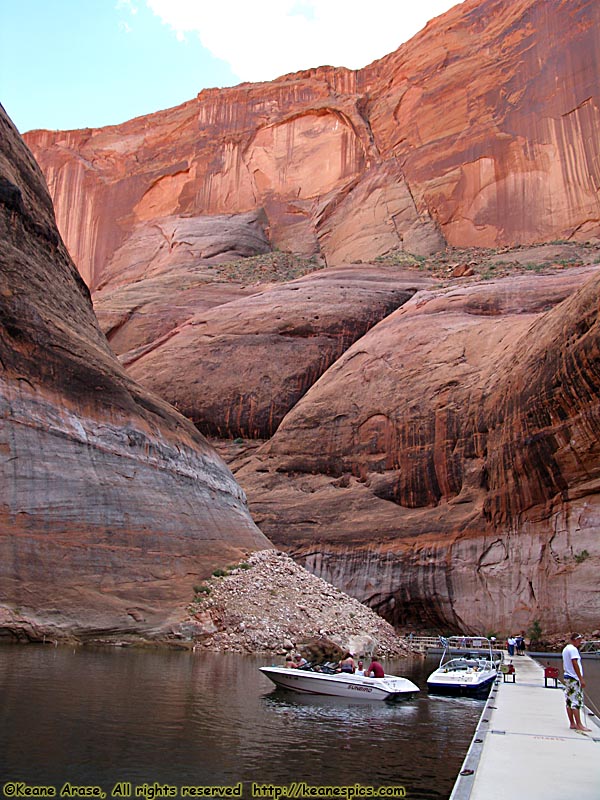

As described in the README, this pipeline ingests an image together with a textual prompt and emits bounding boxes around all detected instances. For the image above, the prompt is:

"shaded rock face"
[96,209,271,293]
[93,274,257,360]
[231,267,600,634]
[24,0,600,291]
[0,106,271,642]
[91,209,274,357]
[123,266,433,438]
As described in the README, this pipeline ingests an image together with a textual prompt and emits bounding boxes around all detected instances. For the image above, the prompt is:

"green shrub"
[373,250,425,268]
[528,620,543,643]
[521,262,544,272]
[574,549,590,564]
[480,268,496,280]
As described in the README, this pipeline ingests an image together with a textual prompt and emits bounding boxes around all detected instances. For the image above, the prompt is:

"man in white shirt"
[562,633,591,731]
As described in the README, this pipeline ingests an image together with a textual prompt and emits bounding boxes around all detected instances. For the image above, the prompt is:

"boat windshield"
[437,636,503,668]
[442,657,492,672]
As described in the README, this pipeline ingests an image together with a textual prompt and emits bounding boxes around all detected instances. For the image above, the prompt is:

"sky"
[0,0,460,134]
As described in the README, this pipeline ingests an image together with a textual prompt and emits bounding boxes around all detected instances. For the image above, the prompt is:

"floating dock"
[450,654,600,799]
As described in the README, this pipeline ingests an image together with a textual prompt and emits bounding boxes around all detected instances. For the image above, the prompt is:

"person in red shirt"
[366,658,385,678]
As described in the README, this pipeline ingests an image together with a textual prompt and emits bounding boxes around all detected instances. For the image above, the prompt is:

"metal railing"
[405,635,443,652]
[407,635,506,656]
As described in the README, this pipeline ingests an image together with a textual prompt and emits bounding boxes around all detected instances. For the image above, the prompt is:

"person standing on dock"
[562,633,592,732]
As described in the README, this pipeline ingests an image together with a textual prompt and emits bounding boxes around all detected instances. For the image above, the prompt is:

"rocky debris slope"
[183,550,412,657]
[0,105,272,643]
[25,0,600,289]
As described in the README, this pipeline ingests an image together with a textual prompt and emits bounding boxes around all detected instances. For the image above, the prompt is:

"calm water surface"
[0,647,598,800]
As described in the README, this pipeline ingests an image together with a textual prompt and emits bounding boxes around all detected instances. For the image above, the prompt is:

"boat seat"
[544,666,560,688]
[501,663,516,683]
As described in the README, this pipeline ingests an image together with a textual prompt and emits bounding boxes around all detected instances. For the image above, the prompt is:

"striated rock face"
[230,267,600,634]
[0,106,272,642]
[363,0,600,249]
[24,0,600,291]
[24,74,393,289]
[123,266,433,438]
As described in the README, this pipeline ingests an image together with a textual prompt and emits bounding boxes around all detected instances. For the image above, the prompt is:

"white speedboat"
[260,666,419,701]
[427,636,502,697]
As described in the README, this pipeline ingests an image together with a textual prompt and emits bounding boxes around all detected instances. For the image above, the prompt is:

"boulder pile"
[181,549,413,658]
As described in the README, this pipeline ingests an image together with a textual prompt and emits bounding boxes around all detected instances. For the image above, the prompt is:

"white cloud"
[116,0,139,14]
[145,0,461,82]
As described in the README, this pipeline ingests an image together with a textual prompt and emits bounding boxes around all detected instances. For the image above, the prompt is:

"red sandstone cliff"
[24,0,600,291]
[123,266,433,439]
[0,106,272,642]
[12,0,600,637]
[230,266,600,634]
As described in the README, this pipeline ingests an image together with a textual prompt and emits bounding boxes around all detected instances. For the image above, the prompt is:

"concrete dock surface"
[450,654,600,799]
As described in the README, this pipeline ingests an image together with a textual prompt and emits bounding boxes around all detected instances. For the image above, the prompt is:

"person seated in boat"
[292,653,308,668]
[284,655,295,668]
[365,658,385,678]
[355,660,366,676]
[338,653,355,673]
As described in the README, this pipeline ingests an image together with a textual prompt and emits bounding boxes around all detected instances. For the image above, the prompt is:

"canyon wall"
[123,266,433,439]
[0,106,271,642]
[231,267,600,634]
[24,0,600,291]
[12,0,600,636]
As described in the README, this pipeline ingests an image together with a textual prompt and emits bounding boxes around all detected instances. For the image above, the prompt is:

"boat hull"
[260,667,419,701]
[427,672,497,697]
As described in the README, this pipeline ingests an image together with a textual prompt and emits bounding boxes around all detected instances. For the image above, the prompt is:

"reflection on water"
[0,648,494,799]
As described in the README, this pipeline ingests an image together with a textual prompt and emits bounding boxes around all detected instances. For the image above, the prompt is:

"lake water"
[1,647,598,800]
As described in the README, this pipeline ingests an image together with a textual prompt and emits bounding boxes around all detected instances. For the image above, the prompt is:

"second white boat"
[427,636,502,697]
